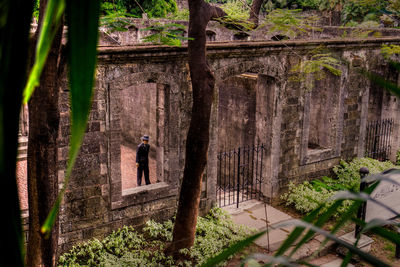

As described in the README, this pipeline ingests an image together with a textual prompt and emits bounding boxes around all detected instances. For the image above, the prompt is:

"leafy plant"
[281,157,398,215]
[1,0,100,264]
[220,0,250,21]
[263,9,320,38]
[204,171,400,267]
[58,207,254,266]
[381,44,400,59]
[397,149,400,165]
[333,157,397,191]
[166,8,190,21]
[141,23,193,46]
[289,46,342,89]
[100,12,137,34]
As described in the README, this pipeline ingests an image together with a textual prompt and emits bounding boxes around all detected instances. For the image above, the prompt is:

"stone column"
[255,74,282,200]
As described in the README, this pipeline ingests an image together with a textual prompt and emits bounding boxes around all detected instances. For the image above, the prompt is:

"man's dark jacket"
[136,143,150,165]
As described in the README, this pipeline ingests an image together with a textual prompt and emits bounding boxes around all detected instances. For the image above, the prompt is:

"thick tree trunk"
[249,0,265,27]
[27,3,63,265]
[168,0,225,253]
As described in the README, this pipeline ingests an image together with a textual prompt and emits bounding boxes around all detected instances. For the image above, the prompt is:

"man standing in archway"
[136,135,151,186]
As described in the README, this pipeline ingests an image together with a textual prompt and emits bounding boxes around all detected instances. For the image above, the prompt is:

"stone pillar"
[206,86,219,210]
[255,74,281,200]
[381,74,400,161]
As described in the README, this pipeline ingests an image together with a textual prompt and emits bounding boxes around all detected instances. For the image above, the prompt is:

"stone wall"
[51,37,400,254]
[218,74,257,152]
[98,18,400,46]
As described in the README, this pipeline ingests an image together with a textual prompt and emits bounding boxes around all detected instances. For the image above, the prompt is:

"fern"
[263,9,321,38]
[289,46,342,89]
[141,23,193,46]
[381,44,400,59]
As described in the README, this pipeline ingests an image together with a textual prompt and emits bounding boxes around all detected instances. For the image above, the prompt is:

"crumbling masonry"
[17,22,400,253]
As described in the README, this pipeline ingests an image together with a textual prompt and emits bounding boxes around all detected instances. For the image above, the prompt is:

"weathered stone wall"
[53,37,400,254]
[121,83,157,145]
[218,74,257,152]
[98,18,400,46]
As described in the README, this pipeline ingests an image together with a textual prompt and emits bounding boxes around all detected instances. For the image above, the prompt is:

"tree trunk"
[27,2,63,265]
[249,0,265,27]
[168,0,225,253]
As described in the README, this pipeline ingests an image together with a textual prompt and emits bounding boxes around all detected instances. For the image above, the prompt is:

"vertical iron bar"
[389,119,392,157]
[384,119,388,159]
[228,151,232,206]
[241,147,244,203]
[237,147,241,208]
[246,145,250,201]
[380,120,386,160]
[251,145,255,199]
[367,122,372,157]
[232,149,235,205]
[259,143,264,198]
[373,121,378,159]
[255,144,259,199]
[388,119,391,156]
[219,152,222,207]
[217,152,220,207]
[224,152,227,207]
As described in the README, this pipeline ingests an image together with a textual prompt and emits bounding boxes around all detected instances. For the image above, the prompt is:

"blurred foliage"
[289,46,342,90]
[382,44,400,59]
[141,23,193,46]
[263,8,320,37]
[100,0,177,18]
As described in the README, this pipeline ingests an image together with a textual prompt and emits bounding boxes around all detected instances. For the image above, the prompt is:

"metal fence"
[365,118,394,161]
[216,144,265,208]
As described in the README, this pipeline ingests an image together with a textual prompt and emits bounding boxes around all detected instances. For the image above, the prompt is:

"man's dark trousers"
[137,164,150,186]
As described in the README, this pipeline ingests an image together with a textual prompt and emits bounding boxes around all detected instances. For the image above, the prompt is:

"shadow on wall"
[120,83,158,190]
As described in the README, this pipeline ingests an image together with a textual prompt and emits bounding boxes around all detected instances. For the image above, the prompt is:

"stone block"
[337,231,374,255]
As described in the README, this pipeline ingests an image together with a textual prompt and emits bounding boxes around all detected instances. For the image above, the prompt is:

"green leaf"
[289,200,344,257]
[23,0,66,103]
[0,1,34,265]
[41,0,100,235]
[275,219,391,267]
[362,69,400,98]
[275,205,324,256]
[200,230,266,267]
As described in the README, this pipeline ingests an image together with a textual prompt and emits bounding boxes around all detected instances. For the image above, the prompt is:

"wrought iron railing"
[216,144,265,208]
[365,118,393,161]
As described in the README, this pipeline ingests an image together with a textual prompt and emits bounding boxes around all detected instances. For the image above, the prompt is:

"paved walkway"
[223,199,293,251]
[223,199,350,266]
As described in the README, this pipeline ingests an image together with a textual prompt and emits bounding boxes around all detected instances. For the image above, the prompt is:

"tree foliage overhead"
[101,0,177,18]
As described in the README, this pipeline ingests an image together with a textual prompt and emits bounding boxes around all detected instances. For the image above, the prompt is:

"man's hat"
[141,135,149,141]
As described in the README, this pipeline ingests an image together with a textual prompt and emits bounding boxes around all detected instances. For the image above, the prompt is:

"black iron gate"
[365,118,394,161]
[216,144,265,208]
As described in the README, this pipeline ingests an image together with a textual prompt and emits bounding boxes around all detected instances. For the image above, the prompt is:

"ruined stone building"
[17,20,400,253]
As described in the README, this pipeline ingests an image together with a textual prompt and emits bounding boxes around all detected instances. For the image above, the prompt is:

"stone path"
[223,199,293,252]
[223,199,348,266]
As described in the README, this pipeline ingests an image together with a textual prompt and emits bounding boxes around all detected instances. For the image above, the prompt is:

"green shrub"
[333,157,397,191]
[282,157,398,216]
[58,207,253,266]
[220,0,250,21]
